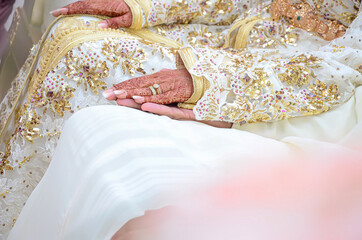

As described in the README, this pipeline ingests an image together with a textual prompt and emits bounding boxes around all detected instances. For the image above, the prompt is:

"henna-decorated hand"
[51,0,132,29]
[103,69,232,128]
[104,69,194,105]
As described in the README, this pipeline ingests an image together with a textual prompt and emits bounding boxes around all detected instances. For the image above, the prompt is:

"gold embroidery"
[277,55,321,88]
[101,39,147,75]
[187,26,225,47]
[148,0,238,26]
[33,84,75,117]
[18,108,42,143]
[247,21,298,48]
[0,151,13,175]
[64,50,109,94]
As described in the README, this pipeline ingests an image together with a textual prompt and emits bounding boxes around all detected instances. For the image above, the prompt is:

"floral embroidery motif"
[187,26,225,47]
[277,55,321,88]
[33,83,75,117]
[148,0,241,26]
[102,39,148,75]
[17,107,42,143]
[64,50,109,94]
[248,21,299,48]
[193,49,344,123]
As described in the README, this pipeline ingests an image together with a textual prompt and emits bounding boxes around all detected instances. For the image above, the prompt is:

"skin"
[51,0,132,29]
[104,69,232,129]
[51,2,232,128]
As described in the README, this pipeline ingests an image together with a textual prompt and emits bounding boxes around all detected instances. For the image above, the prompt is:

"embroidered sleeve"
[141,0,254,27]
[177,14,362,123]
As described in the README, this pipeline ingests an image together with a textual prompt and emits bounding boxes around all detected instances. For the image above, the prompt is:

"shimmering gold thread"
[124,0,143,29]
[177,47,210,108]
[0,15,109,141]
[1,15,199,142]
[126,28,183,48]
[18,155,34,167]
[0,191,9,197]
[134,0,151,27]
[0,16,64,141]
[27,29,137,101]
[234,18,265,49]
[223,16,260,49]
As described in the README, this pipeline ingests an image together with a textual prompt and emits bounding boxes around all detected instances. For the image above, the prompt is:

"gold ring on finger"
[149,86,157,95]
[153,84,162,94]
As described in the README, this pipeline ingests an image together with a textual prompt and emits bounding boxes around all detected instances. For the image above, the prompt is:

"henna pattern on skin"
[107,69,231,128]
[112,69,194,104]
[52,0,132,28]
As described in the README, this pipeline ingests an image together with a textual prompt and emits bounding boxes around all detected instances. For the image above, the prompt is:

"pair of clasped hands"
[51,0,231,128]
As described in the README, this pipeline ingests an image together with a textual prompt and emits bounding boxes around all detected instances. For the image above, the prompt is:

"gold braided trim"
[234,18,263,49]
[134,0,152,27]
[0,15,191,139]
[0,15,116,140]
[177,102,195,110]
[27,30,137,102]
[177,47,209,106]
[0,16,66,139]
[224,16,264,49]
[124,0,143,29]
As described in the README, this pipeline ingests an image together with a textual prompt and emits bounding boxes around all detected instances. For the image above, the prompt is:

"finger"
[132,92,174,105]
[50,8,69,17]
[113,75,160,91]
[141,103,196,120]
[123,88,153,98]
[103,89,117,100]
[99,13,132,29]
[201,121,233,128]
[116,99,142,110]
[64,1,95,15]
[124,82,174,98]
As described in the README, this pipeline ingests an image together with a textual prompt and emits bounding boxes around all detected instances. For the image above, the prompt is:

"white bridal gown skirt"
[8,102,362,240]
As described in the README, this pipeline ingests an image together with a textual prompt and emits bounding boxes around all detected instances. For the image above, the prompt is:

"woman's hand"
[50,0,132,29]
[104,69,194,105]
[103,69,232,128]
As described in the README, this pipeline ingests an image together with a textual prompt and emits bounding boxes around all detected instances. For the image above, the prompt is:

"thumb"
[98,12,132,29]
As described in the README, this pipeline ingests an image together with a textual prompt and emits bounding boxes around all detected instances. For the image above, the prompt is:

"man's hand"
[50,0,132,29]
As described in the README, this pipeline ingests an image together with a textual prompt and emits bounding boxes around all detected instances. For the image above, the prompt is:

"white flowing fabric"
[8,86,362,239]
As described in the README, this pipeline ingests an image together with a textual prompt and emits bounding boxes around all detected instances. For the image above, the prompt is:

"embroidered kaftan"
[0,0,361,238]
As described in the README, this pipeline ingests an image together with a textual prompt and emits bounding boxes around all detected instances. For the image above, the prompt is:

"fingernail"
[102,91,112,99]
[132,96,145,103]
[50,8,67,16]
[103,89,115,99]
[98,22,108,28]
[114,90,127,98]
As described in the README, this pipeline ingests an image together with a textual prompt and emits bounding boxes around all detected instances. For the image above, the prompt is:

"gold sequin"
[65,50,109,94]
[101,39,148,75]
[18,108,42,143]
[34,84,75,117]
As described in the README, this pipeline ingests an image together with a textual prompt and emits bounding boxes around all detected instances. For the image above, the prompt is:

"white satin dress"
[8,93,362,239]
